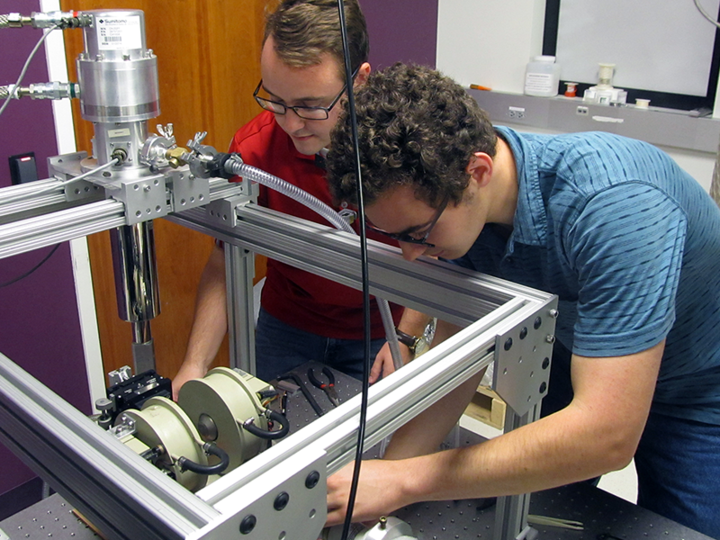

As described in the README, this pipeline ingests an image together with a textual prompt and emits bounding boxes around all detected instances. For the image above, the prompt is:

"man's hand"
[326,460,411,526]
[172,362,207,401]
[369,342,414,384]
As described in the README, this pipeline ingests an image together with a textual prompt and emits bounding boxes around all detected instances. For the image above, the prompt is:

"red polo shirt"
[229,111,401,339]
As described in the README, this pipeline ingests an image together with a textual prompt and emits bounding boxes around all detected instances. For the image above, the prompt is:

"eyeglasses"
[253,67,359,121]
[367,197,449,248]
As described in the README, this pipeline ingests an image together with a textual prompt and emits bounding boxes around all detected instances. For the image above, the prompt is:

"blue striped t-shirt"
[453,126,720,424]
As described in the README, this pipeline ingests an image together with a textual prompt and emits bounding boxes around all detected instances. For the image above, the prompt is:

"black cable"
[336,1,372,538]
[0,244,60,288]
[242,409,290,440]
[177,442,230,475]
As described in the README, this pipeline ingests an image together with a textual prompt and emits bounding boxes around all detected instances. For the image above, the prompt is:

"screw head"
[305,470,320,489]
[239,515,256,535]
[274,491,290,511]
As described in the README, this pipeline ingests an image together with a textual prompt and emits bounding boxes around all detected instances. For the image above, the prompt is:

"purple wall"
[362,0,439,70]
[0,0,90,501]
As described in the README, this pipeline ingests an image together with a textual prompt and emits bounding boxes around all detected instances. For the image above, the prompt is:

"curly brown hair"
[264,0,369,78]
[327,63,497,208]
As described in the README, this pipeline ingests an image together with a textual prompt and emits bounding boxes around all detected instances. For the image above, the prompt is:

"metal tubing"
[110,221,160,323]
[110,221,160,372]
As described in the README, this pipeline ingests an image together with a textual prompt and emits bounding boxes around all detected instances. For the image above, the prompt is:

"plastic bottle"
[524,56,561,97]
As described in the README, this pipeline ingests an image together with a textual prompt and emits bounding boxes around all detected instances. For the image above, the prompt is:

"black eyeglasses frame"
[366,196,449,248]
[252,66,360,120]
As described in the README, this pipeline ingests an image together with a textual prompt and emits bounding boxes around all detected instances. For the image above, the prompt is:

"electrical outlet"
[576,106,589,116]
[508,106,525,120]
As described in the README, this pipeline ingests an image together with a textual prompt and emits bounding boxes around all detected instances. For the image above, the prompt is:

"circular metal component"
[197,413,218,442]
[120,396,207,491]
[178,367,267,473]
[95,397,113,411]
[77,10,160,123]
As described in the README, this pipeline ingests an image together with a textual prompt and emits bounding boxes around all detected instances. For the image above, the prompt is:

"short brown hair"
[264,0,369,77]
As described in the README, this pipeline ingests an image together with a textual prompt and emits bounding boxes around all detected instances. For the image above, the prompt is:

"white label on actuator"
[525,73,554,93]
[108,128,131,138]
[96,15,142,51]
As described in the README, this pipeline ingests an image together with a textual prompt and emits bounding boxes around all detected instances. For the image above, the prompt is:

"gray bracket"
[493,305,558,417]
[48,151,104,203]
[102,173,170,226]
[205,179,257,228]
[205,447,327,540]
[167,169,210,213]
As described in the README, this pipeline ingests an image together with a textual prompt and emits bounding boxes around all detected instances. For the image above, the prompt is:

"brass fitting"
[166,146,187,168]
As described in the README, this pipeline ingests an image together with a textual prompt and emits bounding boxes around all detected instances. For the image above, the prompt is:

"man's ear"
[354,62,371,86]
[466,152,493,188]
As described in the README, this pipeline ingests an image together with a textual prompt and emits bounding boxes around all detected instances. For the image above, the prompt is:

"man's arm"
[327,340,664,524]
[172,244,228,400]
[370,308,431,383]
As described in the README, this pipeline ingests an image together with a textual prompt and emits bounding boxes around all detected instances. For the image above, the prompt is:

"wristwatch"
[395,327,429,357]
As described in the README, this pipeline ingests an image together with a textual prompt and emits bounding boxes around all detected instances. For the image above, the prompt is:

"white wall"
[435,0,719,192]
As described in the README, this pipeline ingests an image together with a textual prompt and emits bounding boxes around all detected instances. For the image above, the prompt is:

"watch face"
[414,337,430,357]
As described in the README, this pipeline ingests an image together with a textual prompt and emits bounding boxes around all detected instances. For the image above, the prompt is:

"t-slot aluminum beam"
[167,204,551,327]
[0,178,244,260]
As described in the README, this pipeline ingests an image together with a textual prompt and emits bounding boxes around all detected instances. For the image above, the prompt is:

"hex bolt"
[305,470,320,489]
[274,491,290,511]
[379,516,387,530]
[549,309,559,318]
[546,334,555,344]
[239,515,256,535]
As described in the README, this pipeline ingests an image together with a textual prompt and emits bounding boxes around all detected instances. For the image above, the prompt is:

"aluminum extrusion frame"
[0,192,558,540]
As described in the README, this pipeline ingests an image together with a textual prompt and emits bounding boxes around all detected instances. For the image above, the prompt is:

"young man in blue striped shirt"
[325,63,720,538]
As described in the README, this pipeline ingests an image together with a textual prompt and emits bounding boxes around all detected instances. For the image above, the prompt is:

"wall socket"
[508,106,525,120]
[576,106,589,116]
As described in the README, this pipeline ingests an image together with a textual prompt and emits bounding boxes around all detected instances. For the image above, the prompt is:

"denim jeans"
[254,307,387,382]
[635,411,720,539]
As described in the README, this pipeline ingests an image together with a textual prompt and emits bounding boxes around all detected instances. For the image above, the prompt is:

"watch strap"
[395,327,419,355]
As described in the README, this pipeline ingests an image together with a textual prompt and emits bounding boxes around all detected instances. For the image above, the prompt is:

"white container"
[524,55,561,97]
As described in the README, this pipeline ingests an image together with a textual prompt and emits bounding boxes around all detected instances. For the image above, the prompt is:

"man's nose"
[283,108,306,131]
[400,242,427,261]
